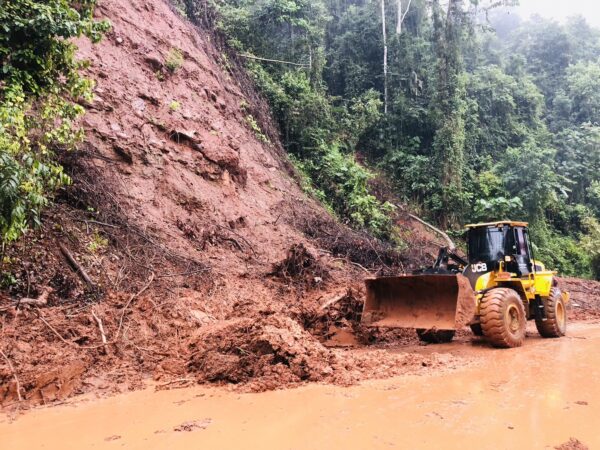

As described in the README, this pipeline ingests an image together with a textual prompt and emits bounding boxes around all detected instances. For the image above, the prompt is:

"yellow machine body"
[362,220,569,331]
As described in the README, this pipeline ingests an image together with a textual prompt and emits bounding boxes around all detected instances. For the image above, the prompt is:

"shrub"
[165,48,184,73]
[0,0,109,242]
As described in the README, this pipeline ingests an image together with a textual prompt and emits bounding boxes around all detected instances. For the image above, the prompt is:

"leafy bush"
[582,217,600,280]
[0,0,109,242]
[248,64,392,236]
[165,48,184,73]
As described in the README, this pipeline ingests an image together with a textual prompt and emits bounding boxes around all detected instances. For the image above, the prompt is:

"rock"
[112,144,134,164]
[190,310,215,325]
[170,129,199,145]
[204,88,218,103]
[145,54,163,71]
[132,98,146,113]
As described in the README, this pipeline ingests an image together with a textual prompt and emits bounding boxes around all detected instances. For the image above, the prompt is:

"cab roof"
[465,220,529,229]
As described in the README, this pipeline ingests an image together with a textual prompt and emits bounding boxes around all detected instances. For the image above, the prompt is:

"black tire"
[480,288,527,348]
[416,329,455,344]
[535,287,567,338]
[470,323,483,336]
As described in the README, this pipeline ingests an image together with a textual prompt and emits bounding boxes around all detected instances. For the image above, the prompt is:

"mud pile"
[0,0,419,408]
[187,313,461,392]
[559,278,600,320]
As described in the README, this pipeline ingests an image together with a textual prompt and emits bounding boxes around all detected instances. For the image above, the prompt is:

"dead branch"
[36,311,116,349]
[238,53,309,67]
[0,349,22,402]
[332,258,373,274]
[59,243,95,288]
[214,224,258,257]
[16,287,54,307]
[408,213,456,251]
[115,272,155,340]
[320,292,348,311]
[156,268,210,279]
[37,271,153,349]
[74,219,119,229]
[155,378,195,391]
[91,308,108,349]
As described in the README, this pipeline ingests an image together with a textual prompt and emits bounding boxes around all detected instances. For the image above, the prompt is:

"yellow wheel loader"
[362,221,569,348]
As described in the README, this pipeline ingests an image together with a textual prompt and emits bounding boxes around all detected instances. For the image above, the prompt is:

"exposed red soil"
[558,278,600,320]
[0,0,427,409]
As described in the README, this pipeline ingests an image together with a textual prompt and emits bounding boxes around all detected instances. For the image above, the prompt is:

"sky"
[513,0,600,26]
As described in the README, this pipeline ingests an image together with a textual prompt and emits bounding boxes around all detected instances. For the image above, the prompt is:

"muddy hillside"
[1,0,600,409]
[0,0,438,407]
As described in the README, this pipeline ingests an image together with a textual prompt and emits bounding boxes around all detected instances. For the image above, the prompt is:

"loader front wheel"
[416,329,455,344]
[480,288,526,348]
[535,287,567,338]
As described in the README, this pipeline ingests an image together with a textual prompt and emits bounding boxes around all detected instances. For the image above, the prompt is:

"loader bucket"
[362,274,476,330]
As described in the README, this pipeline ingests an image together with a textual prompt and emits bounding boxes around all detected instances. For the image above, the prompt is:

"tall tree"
[431,0,467,228]
[381,0,389,114]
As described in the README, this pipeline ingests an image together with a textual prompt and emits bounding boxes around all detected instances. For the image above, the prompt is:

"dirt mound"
[270,244,328,288]
[188,315,334,390]
[559,278,600,320]
[187,313,462,391]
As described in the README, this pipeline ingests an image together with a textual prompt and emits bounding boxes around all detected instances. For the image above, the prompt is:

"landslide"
[2,0,598,411]
[0,0,436,408]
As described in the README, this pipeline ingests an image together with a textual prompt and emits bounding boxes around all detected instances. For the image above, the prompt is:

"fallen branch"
[115,272,155,340]
[36,312,81,347]
[16,287,54,308]
[59,243,95,288]
[408,213,456,251]
[320,292,348,311]
[36,272,154,349]
[214,224,257,257]
[156,268,210,279]
[74,219,119,229]
[0,349,22,402]
[91,308,108,349]
[238,53,309,67]
[332,258,372,274]
[155,378,195,391]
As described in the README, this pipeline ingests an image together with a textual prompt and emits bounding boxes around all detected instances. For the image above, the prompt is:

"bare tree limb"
[408,213,456,251]
[0,350,22,402]
[239,54,309,67]
[91,309,108,349]
[59,243,95,288]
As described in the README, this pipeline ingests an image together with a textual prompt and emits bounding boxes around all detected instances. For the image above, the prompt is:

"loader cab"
[463,221,533,287]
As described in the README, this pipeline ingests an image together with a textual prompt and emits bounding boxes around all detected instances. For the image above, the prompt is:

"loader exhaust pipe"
[362,274,476,330]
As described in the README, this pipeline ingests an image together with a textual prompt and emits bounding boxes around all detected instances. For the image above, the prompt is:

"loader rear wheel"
[480,288,526,348]
[416,329,455,344]
[535,287,567,338]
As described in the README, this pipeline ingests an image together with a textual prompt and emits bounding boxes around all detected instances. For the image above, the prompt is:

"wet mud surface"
[2,321,600,450]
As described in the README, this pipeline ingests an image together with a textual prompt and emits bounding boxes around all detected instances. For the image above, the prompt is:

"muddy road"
[2,322,599,449]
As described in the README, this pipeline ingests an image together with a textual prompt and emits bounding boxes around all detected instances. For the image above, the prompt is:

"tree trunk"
[396,0,402,34]
[432,0,466,229]
[381,0,388,114]
[396,0,412,35]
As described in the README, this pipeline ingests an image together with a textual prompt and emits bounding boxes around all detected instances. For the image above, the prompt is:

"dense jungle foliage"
[177,0,600,278]
[1,0,598,279]
[0,1,108,242]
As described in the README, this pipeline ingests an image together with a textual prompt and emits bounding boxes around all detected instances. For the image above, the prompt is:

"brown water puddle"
[2,323,600,449]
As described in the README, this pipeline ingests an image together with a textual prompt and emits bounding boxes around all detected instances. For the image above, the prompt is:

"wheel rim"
[506,304,521,334]
[556,300,566,330]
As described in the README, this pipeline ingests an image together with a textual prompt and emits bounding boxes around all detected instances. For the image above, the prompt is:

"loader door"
[512,227,532,276]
